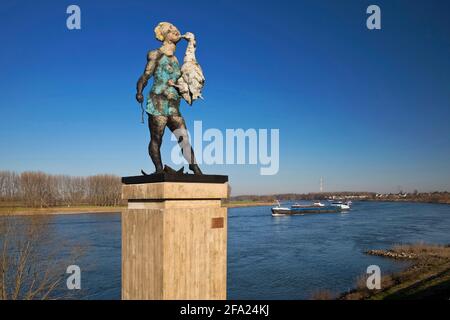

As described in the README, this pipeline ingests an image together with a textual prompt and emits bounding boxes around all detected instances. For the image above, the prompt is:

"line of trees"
[0,171,122,207]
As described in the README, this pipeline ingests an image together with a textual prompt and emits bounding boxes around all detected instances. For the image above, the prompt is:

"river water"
[8,201,450,299]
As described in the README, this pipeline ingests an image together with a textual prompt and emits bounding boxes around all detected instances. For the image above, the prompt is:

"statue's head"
[154,22,181,44]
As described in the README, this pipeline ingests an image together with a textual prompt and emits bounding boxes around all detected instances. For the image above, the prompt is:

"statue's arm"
[135,50,160,103]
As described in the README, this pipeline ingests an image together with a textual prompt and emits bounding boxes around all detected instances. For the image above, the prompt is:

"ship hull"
[271,206,344,216]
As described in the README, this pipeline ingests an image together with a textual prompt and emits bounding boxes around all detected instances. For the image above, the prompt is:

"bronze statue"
[136,22,205,175]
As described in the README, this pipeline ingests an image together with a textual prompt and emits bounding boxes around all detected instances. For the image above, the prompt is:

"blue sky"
[0,0,449,195]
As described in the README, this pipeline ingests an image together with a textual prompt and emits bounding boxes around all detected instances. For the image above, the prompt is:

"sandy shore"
[0,201,273,216]
[0,206,125,216]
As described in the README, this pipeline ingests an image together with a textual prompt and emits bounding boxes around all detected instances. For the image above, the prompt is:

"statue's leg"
[148,115,167,173]
[167,116,203,175]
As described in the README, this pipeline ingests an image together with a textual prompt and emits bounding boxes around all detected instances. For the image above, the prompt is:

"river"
[5,201,450,299]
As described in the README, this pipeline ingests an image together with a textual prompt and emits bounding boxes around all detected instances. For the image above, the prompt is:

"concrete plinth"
[121,175,228,300]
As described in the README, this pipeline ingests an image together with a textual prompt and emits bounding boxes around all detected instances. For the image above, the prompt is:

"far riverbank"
[364,198,450,205]
[2,199,449,216]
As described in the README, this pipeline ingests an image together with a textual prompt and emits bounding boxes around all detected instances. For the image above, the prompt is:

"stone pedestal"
[121,174,228,300]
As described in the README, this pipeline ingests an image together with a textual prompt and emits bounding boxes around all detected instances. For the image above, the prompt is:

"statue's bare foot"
[141,169,163,176]
[189,164,203,175]
[163,165,184,175]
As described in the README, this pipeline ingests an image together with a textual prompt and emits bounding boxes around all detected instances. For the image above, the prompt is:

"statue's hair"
[154,22,173,42]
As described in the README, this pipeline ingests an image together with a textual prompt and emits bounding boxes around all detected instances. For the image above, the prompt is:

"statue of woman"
[135,22,202,175]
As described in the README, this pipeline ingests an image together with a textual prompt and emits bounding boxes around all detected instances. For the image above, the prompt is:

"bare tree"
[19,172,57,208]
[86,174,121,206]
[0,171,7,201]
[0,214,84,300]
[71,176,88,205]
[0,171,20,202]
